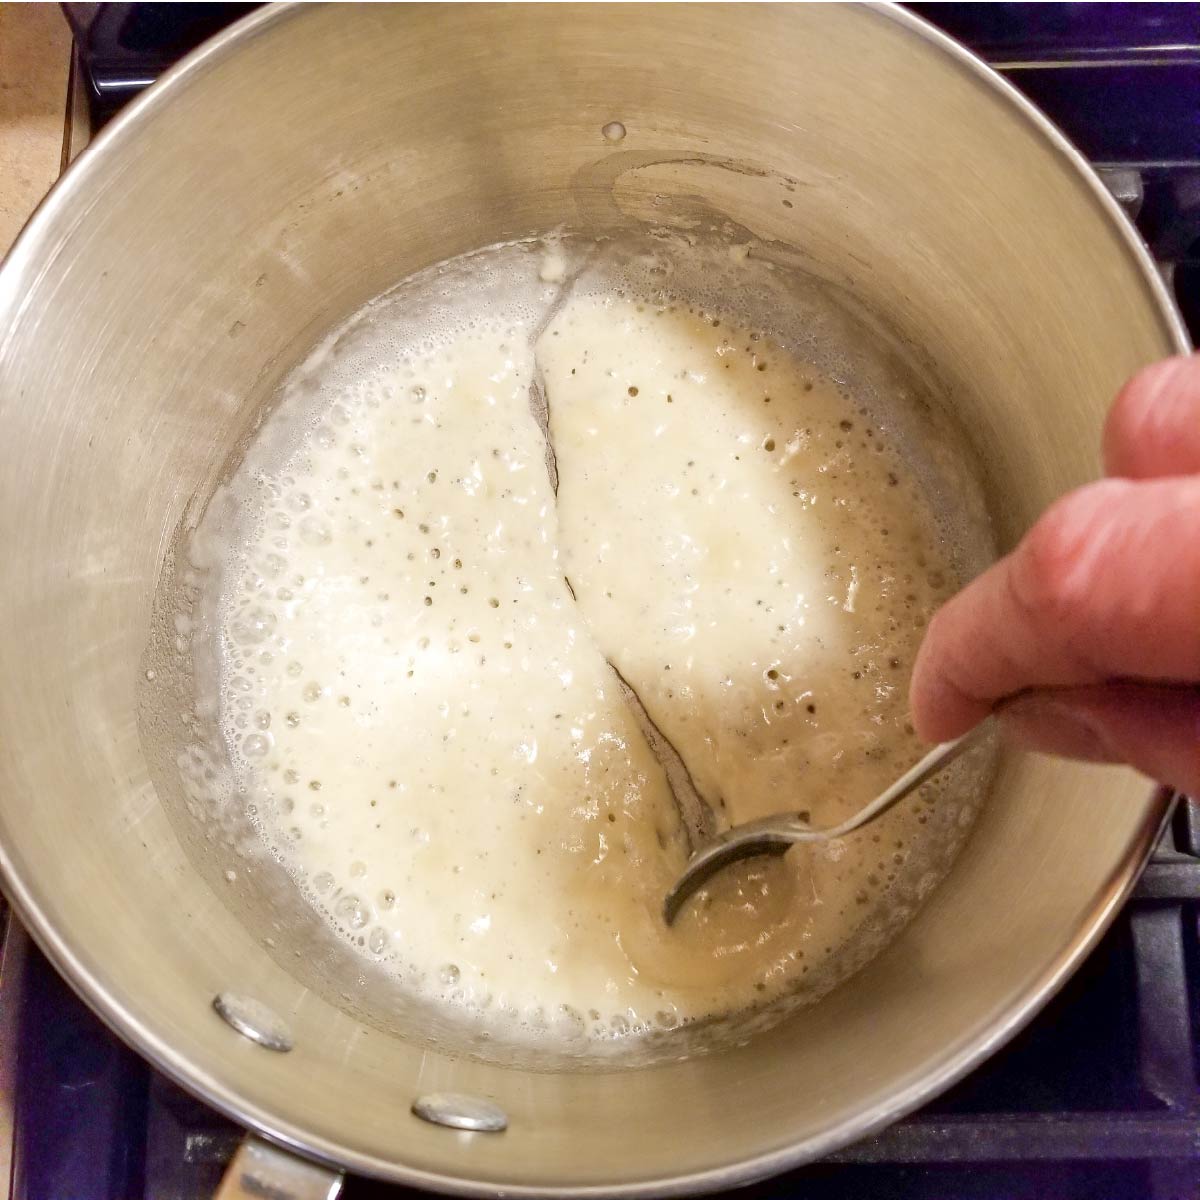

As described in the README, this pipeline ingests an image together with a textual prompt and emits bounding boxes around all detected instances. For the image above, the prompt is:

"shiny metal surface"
[663,724,994,925]
[212,993,294,1054]
[0,3,1187,1195]
[411,1093,509,1135]
[215,1137,343,1200]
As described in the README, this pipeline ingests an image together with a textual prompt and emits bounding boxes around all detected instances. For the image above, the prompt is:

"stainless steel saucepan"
[0,4,1186,1195]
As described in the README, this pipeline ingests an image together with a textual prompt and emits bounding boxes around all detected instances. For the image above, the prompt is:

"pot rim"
[0,2,1188,1194]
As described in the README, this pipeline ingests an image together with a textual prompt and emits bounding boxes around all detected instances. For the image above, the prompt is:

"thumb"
[997,683,1200,796]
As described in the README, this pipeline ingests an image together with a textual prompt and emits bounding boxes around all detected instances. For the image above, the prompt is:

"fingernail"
[998,696,1115,763]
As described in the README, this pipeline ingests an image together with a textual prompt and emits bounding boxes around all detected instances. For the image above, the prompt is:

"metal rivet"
[412,1092,508,1133]
[212,992,294,1052]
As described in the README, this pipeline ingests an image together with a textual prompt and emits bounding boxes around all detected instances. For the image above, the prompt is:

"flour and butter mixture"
[192,239,994,1055]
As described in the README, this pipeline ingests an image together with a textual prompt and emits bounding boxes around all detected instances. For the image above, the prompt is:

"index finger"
[910,476,1200,741]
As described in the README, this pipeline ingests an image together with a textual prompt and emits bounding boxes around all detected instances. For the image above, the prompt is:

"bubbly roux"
[192,239,994,1052]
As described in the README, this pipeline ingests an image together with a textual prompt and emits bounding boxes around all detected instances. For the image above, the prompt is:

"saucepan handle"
[215,1136,344,1200]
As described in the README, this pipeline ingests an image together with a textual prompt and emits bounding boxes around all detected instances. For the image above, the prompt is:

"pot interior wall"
[0,4,1179,1190]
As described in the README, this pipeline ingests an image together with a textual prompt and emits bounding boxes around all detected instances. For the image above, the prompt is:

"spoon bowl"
[663,721,993,925]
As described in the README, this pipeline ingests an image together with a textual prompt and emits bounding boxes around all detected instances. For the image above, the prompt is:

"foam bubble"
[229,607,276,646]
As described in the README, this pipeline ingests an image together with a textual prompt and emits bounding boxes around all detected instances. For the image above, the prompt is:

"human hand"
[910,355,1200,795]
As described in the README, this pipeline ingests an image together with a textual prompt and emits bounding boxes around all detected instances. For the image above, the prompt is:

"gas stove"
[7,5,1200,1198]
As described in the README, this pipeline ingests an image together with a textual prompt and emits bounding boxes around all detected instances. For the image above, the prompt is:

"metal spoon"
[662,720,992,925]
